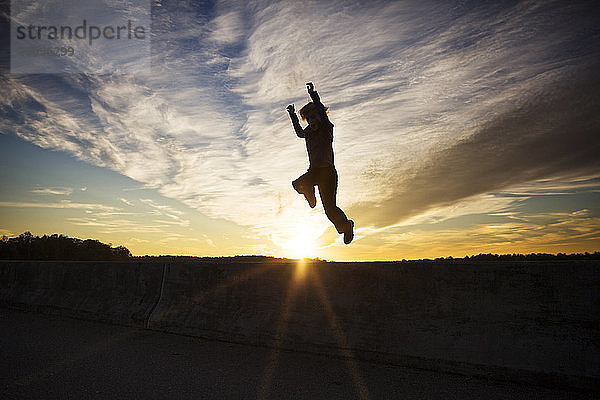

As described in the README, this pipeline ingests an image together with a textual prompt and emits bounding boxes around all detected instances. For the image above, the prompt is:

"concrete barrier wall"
[1,260,598,390]
[0,261,163,327]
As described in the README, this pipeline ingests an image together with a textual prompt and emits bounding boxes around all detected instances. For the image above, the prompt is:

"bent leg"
[292,171,311,193]
[292,170,317,208]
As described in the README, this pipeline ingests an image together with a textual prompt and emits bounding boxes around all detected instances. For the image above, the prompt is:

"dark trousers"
[292,166,349,233]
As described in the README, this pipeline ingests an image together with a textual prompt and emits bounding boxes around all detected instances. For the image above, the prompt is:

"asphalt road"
[1,308,592,399]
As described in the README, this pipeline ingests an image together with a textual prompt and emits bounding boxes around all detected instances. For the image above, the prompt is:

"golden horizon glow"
[281,221,320,260]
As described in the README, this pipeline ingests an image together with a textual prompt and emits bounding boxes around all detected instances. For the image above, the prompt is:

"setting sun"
[284,234,316,259]
[281,219,324,259]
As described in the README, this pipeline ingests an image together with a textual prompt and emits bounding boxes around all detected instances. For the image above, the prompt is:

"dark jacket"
[290,90,335,169]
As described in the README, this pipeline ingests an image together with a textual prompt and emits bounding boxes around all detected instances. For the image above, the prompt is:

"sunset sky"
[1,0,599,261]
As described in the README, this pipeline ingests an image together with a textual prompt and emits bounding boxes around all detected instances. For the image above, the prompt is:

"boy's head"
[299,102,328,122]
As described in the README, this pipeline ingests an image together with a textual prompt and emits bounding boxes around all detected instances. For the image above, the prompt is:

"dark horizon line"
[132,252,600,263]
[2,232,599,263]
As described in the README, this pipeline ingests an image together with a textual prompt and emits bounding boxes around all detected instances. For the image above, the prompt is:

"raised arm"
[306,82,322,107]
[287,104,306,138]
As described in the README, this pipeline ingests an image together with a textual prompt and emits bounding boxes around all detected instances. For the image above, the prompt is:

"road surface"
[1,308,592,399]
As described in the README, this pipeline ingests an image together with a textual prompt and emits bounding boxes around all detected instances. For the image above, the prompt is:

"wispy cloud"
[126,237,149,243]
[139,198,188,225]
[119,197,134,207]
[31,187,73,196]
[351,209,600,260]
[348,70,600,228]
[1,0,599,250]
[207,11,243,44]
[499,177,600,197]
[0,200,118,212]
[66,216,174,235]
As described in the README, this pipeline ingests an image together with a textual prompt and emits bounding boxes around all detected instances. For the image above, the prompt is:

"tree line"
[1,232,598,262]
[0,232,132,261]
[420,252,600,262]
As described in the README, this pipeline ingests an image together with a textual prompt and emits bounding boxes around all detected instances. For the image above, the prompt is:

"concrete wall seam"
[146,263,168,329]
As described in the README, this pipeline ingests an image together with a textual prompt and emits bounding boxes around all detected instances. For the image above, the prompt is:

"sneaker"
[343,220,354,245]
[304,188,317,208]
[293,181,316,208]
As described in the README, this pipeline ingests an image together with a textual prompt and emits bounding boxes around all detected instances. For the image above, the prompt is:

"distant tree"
[458,252,600,262]
[112,245,133,259]
[0,233,132,261]
[415,252,600,262]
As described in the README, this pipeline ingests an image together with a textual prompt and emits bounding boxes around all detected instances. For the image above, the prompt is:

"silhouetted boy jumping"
[287,82,354,244]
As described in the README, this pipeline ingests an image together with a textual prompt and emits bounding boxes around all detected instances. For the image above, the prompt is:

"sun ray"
[310,268,372,400]
[257,261,307,399]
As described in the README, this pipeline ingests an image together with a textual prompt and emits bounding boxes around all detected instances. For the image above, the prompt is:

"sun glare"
[285,235,316,259]
[282,219,323,259]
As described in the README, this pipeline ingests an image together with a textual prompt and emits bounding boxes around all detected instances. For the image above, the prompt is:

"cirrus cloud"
[1,0,599,251]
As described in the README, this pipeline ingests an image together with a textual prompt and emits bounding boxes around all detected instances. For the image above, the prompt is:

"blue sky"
[1,0,599,260]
